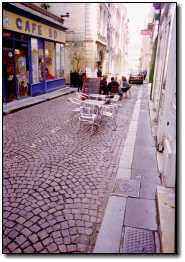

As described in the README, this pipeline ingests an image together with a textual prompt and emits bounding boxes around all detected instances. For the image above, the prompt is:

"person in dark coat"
[107,77,122,99]
[143,69,147,80]
[99,76,108,95]
[97,67,102,78]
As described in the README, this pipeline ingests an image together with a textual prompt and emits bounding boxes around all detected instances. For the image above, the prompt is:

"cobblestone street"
[3,87,140,253]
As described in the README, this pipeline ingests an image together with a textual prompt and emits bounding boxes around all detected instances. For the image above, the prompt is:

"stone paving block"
[112,178,140,198]
[132,146,158,173]
[3,86,141,253]
[131,168,160,181]
[116,167,131,180]
[156,186,175,253]
[135,121,155,148]
[140,178,160,200]
[124,198,158,231]
[119,153,133,169]
[120,227,156,253]
[94,196,126,253]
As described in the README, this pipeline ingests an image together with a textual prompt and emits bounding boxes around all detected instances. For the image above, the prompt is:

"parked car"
[129,73,144,84]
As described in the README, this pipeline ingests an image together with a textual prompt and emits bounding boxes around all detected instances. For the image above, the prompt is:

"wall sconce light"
[61,12,70,18]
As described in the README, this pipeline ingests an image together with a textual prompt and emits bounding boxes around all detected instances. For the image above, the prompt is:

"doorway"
[3,32,30,102]
[3,38,16,102]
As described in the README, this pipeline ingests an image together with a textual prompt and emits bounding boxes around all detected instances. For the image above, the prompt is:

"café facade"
[3,3,67,103]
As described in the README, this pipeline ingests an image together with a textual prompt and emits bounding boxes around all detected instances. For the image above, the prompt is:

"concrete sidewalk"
[3,86,77,115]
[94,84,161,253]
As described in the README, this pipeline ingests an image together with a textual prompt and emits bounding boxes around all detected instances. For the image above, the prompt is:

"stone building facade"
[151,3,176,188]
[40,3,128,82]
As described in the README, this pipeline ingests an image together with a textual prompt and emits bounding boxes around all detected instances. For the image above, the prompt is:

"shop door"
[3,39,17,102]
[14,41,29,98]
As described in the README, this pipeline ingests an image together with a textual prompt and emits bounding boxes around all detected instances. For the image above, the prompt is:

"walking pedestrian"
[97,66,102,78]
[143,69,147,80]
[78,70,86,92]
[121,76,131,98]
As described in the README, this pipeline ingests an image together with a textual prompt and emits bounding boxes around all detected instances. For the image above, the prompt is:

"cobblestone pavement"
[3,86,140,253]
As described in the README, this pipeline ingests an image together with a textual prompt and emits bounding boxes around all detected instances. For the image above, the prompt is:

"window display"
[31,38,39,84]
[56,43,64,78]
[60,44,64,77]
[15,42,29,97]
[45,41,55,80]
[38,40,44,81]
[56,43,61,78]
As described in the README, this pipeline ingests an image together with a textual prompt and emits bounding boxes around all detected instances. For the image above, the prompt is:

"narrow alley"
[2,2,176,255]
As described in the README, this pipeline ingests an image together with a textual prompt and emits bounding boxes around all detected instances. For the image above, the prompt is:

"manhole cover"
[112,178,140,197]
[121,227,155,253]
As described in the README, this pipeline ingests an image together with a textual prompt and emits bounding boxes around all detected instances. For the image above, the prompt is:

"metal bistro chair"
[67,97,82,126]
[79,102,99,135]
[67,97,81,113]
[101,103,118,130]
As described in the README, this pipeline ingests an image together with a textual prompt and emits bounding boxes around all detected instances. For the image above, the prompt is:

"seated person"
[107,77,122,99]
[121,76,131,98]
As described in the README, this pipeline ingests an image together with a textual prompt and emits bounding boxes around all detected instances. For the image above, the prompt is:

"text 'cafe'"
[3,4,66,103]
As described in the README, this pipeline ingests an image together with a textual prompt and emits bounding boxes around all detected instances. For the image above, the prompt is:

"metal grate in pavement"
[120,227,156,253]
[112,178,140,198]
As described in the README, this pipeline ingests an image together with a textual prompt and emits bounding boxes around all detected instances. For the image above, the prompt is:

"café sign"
[3,10,65,43]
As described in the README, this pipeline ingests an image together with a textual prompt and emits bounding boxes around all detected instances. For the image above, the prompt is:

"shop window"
[60,44,64,77]
[31,38,39,84]
[56,43,64,78]
[45,41,55,80]
[56,43,61,78]
[38,40,44,81]
[15,41,29,98]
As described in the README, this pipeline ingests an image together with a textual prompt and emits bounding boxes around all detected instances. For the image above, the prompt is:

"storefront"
[3,8,66,103]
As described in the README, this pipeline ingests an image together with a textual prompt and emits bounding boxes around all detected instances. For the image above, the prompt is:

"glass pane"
[45,41,55,80]
[56,43,61,78]
[15,42,29,97]
[38,40,44,81]
[60,44,64,78]
[31,38,39,84]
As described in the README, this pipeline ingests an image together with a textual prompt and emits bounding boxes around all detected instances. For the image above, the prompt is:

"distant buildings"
[139,7,155,76]
[45,3,129,82]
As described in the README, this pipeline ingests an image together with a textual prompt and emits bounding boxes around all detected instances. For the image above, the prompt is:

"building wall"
[151,3,176,187]
[108,3,128,77]
[35,3,128,81]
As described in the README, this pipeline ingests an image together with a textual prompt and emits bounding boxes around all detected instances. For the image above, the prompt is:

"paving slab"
[131,168,160,181]
[135,121,155,148]
[116,167,131,180]
[132,145,158,173]
[156,186,175,253]
[140,178,160,200]
[112,178,140,198]
[124,198,158,231]
[120,227,156,253]
[93,196,126,253]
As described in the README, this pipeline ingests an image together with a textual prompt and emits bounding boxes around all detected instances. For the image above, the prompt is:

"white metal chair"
[79,103,99,135]
[112,94,120,103]
[67,97,82,128]
[101,104,118,130]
